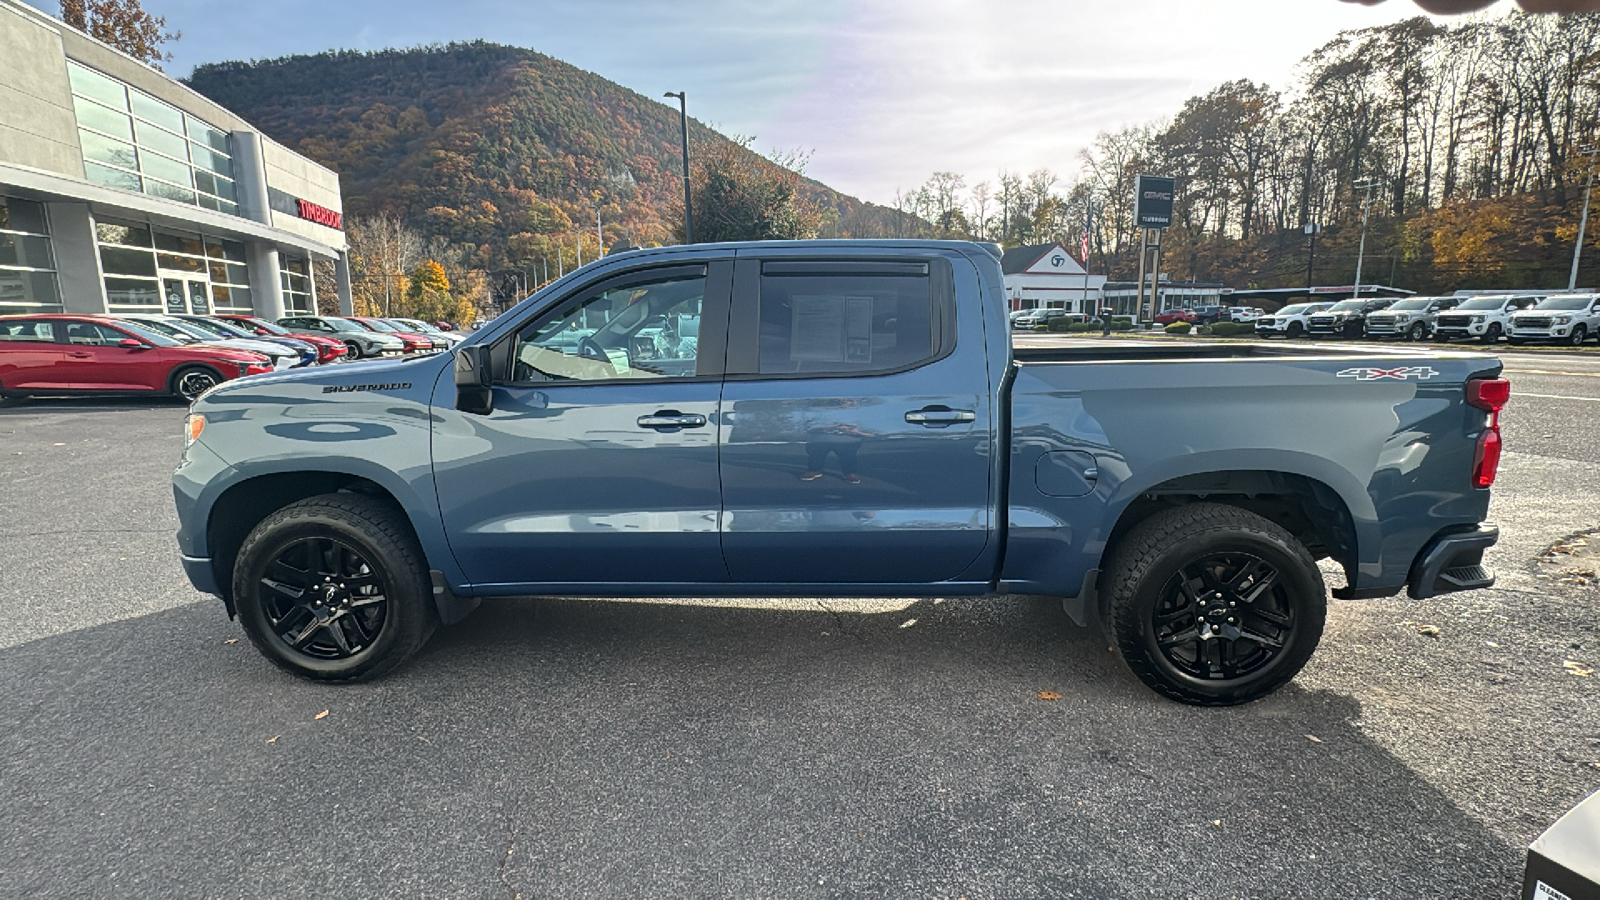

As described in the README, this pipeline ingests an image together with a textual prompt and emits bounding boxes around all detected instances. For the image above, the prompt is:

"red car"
[0,314,274,403]
[216,314,348,363]
[1154,308,1199,325]
[347,316,444,354]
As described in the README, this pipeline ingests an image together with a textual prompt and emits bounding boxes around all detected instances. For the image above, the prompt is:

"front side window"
[756,263,935,376]
[511,272,705,383]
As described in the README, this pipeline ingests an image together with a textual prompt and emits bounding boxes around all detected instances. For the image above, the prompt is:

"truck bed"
[1011,339,1493,364]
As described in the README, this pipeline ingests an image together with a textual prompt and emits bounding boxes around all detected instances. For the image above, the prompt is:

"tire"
[1100,503,1327,706]
[344,340,364,360]
[1480,323,1502,344]
[1570,324,1588,346]
[232,492,437,682]
[1433,332,1450,344]
[0,378,21,408]
[170,365,224,402]
[1287,322,1304,339]
[1507,338,1525,346]
[1407,322,1427,342]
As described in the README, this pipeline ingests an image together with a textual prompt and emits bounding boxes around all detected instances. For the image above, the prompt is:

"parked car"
[389,317,465,347]
[347,316,445,354]
[1190,305,1229,325]
[213,314,348,363]
[0,313,273,403]
[116,314,306,370]
[1227,307,1265,323]
[1507,293,1600,345]
[1306,297,1397,338]
[1154,308,1198,325]
[1253,302,1333,339]
[1012,308,1082,330]
[176,315,321,367]
[434,321,456,331]
[176,239,1504,709]
[1363,296,1461,341]
[1434,294,1544,344]
[276,315,407,360]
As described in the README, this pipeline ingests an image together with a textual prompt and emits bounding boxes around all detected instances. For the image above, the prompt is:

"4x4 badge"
[1336,366,1439,381]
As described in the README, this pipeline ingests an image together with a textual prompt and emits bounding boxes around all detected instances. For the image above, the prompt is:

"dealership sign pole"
[1133,175,1175,325]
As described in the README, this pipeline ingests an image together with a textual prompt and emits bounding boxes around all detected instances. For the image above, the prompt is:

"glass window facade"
[67,61,241,217]
[281,255,312,313]
[95,217,252,314]
[0,197,62,315]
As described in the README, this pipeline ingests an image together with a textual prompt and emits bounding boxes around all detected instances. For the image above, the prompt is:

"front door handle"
[637,410,707,430]
[905,406,976,427]
[67,351,92,358]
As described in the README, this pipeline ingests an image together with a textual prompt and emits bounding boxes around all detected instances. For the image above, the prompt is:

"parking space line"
[1504,368,1600,378]
[1512,392,1600,403]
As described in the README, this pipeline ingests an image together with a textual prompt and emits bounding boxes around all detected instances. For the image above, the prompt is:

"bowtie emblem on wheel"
[1336,366,1440,381]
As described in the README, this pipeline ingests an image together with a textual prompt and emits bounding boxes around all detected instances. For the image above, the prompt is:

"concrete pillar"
[334,251,354,316]
[229,131,274,227]
[247,243,285,320]
[44,202,105,313]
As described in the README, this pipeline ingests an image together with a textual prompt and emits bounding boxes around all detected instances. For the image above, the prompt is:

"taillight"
[1467,377,1509,489]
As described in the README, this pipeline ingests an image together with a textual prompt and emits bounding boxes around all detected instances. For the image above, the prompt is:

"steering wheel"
[577,336,608,363]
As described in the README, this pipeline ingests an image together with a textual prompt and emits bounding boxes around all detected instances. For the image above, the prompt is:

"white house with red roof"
[999,242,1106,312]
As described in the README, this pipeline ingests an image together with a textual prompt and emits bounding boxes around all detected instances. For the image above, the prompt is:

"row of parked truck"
[1252,291,1600,345]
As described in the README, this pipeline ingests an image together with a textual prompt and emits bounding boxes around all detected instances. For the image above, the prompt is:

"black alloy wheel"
[1287,322,1304,339]
[172,366,221,402]
[1101,502,1327,705]
[232,493,437,681]
[344,340,364,360]
[1481,323,1502,344]
[257,536,389,660]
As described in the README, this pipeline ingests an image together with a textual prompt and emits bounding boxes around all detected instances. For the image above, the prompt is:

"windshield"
[110,321,184,347]
[397,318,439,333]
[322,316,364,331]
[1325,300,1365,312]
[243,318,293,335]
[1533,296,1592,311]
[183,317,255,339]
[361,319,402,333]
[1388,298,1432,311]
[1277,304,1311,315]
[1455,296,1508,311]
[125,318,202,342]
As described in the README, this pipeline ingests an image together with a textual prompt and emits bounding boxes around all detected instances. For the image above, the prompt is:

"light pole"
[1569,143,1598,291]
[1304,220,1321,294]
[663,91,693,243]
[1351,175,1385,300]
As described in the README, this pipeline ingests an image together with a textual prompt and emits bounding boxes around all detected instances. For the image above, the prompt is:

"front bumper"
[180,553,220,596]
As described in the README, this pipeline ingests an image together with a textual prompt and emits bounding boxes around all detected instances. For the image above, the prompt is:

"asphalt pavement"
[0,343,1596,898]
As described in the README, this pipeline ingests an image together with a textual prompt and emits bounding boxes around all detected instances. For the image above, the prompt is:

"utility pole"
[663,91,694,243]
[1569,144,1598,291]
[557,245,564,278]
[597,208,604,255]
[1352,175,1385,300]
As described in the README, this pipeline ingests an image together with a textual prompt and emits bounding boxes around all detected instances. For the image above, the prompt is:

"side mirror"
[454,345,494,415]
[118,338,145,349]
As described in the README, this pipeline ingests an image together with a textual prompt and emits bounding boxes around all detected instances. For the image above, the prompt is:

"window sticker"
[791,294,874,363]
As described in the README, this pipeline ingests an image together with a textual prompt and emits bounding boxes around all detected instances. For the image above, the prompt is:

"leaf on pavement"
[265,735,279,744]
[1416,624,1442,637]
[314,709,330,720]
[1036,691,1062,701]
[1563,660,1594,677]
[1305,734,1323,743]
[223,638,238,645]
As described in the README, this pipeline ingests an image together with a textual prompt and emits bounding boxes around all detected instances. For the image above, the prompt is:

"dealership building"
[0,0,351,321]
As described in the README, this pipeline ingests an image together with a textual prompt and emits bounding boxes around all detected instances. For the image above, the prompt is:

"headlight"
[184,413,206,446]
[1471,315,1485,323]
[1555,316,1573,325]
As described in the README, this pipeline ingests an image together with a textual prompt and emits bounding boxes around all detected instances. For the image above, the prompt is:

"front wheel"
[171,365,222,402]
[344,340,364,360]
[1407,322,1428,342]
[1480,323,1502,344]
[232,493,437,681]
[1286,322,1304,339]
[1101,503,1327,706]
[1570,324,1588,346]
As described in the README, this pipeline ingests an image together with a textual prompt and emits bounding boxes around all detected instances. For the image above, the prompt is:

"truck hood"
[196,350,449,401]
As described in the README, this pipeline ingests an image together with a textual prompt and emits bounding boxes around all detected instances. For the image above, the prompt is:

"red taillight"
[1473,428,1502,488]
[1467,377,1510,413]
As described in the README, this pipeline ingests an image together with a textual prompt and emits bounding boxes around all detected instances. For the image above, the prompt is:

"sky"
[28,0,1476,205]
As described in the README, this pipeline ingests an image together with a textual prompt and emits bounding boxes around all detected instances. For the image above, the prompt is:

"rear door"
[717,253,994,585]
[434,258,734,589]
[0,319,67,389]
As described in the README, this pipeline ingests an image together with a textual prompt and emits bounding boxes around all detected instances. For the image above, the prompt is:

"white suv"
[1433,294,1543,344]
[1228,306,1264,323]
[1254,302,1332,339]
[1508,293,1600,346]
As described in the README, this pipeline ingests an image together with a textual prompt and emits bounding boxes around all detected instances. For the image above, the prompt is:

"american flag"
[1080,229,1090,265]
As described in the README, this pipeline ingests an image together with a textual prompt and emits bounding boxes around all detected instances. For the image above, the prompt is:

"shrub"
[1110,317,1134,332]
[1066,322,1099,333]
[1164,321,1193,335]
[1046,316,1075,332]
[1196,324,1213,335]
[1207,321,1254,337]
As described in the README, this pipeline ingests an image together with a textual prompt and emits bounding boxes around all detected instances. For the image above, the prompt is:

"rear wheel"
[1570,324,1588,346]
[171,365,222,402]
[232,493,436,682]
[344,340,364,360]
[1101,503,1327,706]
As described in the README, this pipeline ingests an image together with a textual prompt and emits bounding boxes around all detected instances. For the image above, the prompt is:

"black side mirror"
[455,345,494,415]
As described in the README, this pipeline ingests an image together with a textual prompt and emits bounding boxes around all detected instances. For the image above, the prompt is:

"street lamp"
[663,91,693,244]
[1351,175,1385,300]
[1569,143,1598,291]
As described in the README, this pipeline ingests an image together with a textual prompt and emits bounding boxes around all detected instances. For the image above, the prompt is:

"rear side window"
[0,320,57,342]
[756,262,938,376]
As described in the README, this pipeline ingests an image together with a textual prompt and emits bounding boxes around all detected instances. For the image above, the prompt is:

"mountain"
[184,41,899,266]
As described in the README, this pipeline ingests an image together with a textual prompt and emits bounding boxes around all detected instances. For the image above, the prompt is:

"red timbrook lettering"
[295,198,344,230]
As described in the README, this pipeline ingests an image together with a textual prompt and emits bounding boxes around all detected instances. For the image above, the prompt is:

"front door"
[717,255,994,585]
[433,259,734,590]
[161,276,210,315]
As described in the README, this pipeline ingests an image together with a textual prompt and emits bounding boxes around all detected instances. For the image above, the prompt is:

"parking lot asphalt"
[1,344,1597,899]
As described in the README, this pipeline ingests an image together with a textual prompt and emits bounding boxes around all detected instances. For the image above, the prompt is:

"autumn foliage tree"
[60,0,179,69]
[680,136,824,243]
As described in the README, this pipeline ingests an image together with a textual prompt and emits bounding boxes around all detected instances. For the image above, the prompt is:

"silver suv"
[1364,296,1460,341]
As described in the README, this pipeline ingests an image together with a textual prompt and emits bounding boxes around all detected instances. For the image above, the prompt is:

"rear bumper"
[1407,524,1498,600]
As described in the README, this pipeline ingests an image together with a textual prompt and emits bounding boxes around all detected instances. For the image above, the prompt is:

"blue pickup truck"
[173,240,1507,705]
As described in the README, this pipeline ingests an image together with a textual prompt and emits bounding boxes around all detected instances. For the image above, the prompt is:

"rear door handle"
[637,410,707,430]
[905,406,976,427]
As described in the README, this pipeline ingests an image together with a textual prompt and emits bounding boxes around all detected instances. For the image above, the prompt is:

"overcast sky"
[30,0,1475,204]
